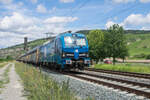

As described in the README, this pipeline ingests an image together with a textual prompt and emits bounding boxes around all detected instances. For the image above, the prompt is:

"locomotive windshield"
[64,36,86,47]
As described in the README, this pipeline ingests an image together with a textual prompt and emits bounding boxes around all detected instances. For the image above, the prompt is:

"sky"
[0,0,150,48]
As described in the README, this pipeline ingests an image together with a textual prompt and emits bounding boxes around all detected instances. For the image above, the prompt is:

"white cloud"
[0,12,78,48]
[0,12,35,31]
[60,0,74,3]
[36,4,47,13]
[106,13,150,29]
[112,0,150,4]
[0,0,12,4]
[0,12,78,34]
[123,13,150,26]
[18,2,23,6]
[139,0,150,3]
[112,0,136,3]
[44,16,78,24]
[141,27,150,30]
[31,0,37,4]
[49,7,57,13]
[105,21,116,28]
[0,32,24,48]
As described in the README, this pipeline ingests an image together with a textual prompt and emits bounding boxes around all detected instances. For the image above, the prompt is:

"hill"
[0,30,150,59]
[76,30,150,35]
[126,33,150,59]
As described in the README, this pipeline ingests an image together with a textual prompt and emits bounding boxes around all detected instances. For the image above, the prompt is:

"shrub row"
[133,53,150,59]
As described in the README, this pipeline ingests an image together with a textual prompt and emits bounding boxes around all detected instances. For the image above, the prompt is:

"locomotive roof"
[26,46,41,55]
[57,32,85,38]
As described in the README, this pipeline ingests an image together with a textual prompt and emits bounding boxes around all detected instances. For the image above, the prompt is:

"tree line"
[87,24,128,65]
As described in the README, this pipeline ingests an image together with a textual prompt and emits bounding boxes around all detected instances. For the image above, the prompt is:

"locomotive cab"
[61,33,90,70]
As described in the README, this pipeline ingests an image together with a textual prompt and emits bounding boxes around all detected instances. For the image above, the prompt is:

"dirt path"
[0,63,26,100]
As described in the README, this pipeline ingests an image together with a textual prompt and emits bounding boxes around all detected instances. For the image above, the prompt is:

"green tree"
[105,24,128,65]
[119,45,129,62]
[6,55,13,60]
[87,30,105,63]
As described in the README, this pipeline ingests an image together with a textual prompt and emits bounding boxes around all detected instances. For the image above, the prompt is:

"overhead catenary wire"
[62,0,91,31]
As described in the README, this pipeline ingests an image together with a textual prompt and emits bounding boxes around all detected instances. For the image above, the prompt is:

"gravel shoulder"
[0,63,26,100]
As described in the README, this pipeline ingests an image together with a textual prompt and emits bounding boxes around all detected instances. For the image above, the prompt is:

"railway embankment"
[15,62,79,100]
[40,65,150,100]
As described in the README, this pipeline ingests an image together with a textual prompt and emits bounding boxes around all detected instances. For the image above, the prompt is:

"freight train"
[19,32,90,70]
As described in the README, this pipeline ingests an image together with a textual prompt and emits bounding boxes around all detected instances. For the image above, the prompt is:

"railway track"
[85,68,150,79]
[36,65,150,99]
[63,71,150,99]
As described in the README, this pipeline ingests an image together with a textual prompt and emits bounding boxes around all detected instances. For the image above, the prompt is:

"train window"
[64,36,75,47]
[64,36,86,47]
[76,38,86,46]
[56,39,62,54]
[64,36,74,44]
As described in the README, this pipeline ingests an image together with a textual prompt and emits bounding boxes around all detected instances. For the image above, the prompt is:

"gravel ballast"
[42,69,150,100]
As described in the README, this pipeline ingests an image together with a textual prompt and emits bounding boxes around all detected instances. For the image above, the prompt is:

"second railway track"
[62,70,150,99]
[85,68,150,79]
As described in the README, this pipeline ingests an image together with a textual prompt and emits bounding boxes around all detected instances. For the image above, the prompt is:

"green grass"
[0,64,10,93]
[2,65,10,84]
[126,33,150,59]
[94,63,150,74]
[0,62,8,69]
[15,62,80,100]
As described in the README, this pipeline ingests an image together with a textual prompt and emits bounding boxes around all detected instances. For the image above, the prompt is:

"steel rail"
[64,72,150,98]
[85,68,150,79]
[79,71,150,88]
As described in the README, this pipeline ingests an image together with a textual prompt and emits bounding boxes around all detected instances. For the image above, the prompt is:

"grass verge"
[15,62,80,100]
[0,64,11,93]
[0,62,8,69]
[94,63,150,74]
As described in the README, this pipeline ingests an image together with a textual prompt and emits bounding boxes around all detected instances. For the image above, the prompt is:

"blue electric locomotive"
[19,32,90,70]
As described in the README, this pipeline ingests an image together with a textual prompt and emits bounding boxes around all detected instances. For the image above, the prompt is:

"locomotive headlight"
[62,53,65,57]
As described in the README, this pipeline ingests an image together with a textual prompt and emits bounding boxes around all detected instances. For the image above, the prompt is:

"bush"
[125,63,131,66]
[143,46,148,48]
[6,56,13,60]
[146,54,150,59]
[134,53,146,58]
